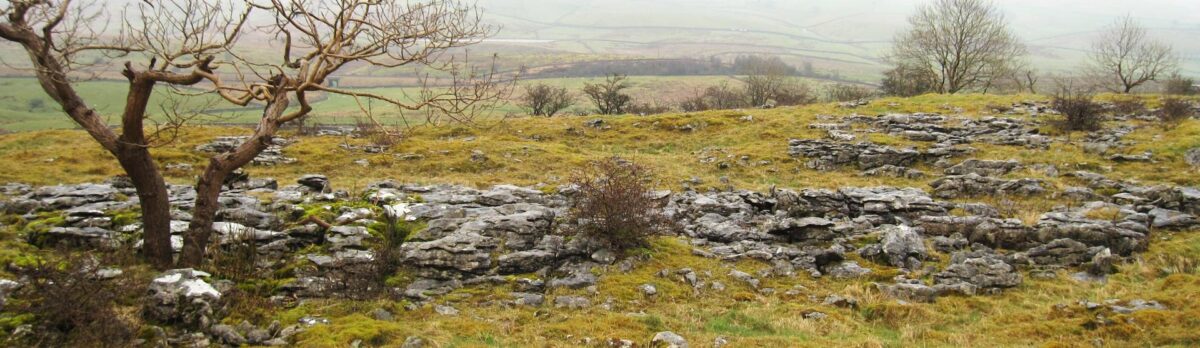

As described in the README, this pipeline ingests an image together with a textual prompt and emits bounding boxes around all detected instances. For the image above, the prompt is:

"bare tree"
[1019,67,1039,94]
[740,56,793,107]
[986,60,1038,94]
[520,83,573,117]
[891,0,1025,94]
[679,81,746,112]
[582,73,632,115]
[880,62,938,97]
[1090,16,1177,93]
[0,0,508,268]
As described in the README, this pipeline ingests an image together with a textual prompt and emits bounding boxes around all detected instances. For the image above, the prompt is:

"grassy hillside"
[0,94,1198,346]
[0,75,845,132]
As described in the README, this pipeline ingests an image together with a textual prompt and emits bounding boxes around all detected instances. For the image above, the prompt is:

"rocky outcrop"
[196,136,296,166]
[1011,238,1104,268]
[933,249,1021,295]
[915,215,1034,250]
[930,174,1045,199]
[1034,211,1148,256]
[944,159,1021,177]
[860,225,926,270]
[788,139,919,170]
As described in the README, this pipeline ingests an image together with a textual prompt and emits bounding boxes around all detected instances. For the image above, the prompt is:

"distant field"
[0,75,848,132]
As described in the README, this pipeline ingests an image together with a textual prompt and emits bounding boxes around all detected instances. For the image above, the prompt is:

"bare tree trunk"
[179,91,290,267]
[114,76,175,268]
[115,150,173,267]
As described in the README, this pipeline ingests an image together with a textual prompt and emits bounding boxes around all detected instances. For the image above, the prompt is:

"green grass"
[0,75,864,132]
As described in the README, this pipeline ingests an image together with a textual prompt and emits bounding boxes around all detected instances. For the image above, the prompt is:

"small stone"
[591,249,616,264]
[371,308,394,321]
[1185,148,1200,167]
[246,329,272,344]
[210,324,246,346]
[728,270,759,289]
[554,296,591,309]
[640,284,658,297]
[434,305,459,316]
[650,331,688,348]
[823,294,858,308]
[402,336,426,348]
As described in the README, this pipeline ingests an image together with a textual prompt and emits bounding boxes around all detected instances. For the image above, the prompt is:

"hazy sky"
[477,0,1200,74]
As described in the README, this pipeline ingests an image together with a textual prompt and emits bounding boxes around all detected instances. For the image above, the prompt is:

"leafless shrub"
[1158,98,1195,129]
[825,84,876,102]
[1164,73,1196,95]
[582,74,633,115]
[772,81,818,107]
[521,83,574,117]
[679,93,709,112]
[8,250,139,347]
[354,116,401,147]
[1110,97,1147,116]
[880,63,938,97]
[371,214,411,288]
[327,214,414,300]
[740,56,816,107]
[206,226,262,282]
[627,99,672,116]
[679,82,747,112]
[567,158,671,252]
[1051,88,1104,133]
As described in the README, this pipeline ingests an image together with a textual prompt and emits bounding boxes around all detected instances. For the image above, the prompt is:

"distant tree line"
[523,55,848,82]
[521,62,874,117]
[882,0,1190,96]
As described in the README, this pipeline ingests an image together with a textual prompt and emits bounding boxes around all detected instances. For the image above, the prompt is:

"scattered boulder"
[877,282,938,303]
[297,175,330,193]
[650,331,688,348]
[144,269,222,329]
[553,295,591,309]
[875,225,927,270]
[823,261,873,279]
[1012,239,1102,267]
[1186,148,1200,167]
[822,294,858,308]
[934,250,1021,295]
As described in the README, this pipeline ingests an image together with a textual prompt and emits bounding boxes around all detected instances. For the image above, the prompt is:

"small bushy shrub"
[679,82,747,112]
[1164,73,1196,95]
[567,158,670,252]
[521,83,574,117]
[1110,97,1146,116]
[825,84,876,102]
[9,251,137,347]
[771,82,818,107]
[1052,93,1104,132]
[626,100,672,116]
[1158,97,1195,129]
